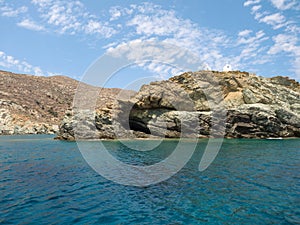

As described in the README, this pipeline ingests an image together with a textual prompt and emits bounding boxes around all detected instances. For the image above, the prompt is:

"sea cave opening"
[129,118,151,134]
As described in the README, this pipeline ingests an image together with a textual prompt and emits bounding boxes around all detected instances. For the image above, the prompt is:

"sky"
[0,0,299,88]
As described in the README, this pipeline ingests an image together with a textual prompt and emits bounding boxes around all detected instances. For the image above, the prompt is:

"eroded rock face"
[226,105,300,138]
[56,71,300,140]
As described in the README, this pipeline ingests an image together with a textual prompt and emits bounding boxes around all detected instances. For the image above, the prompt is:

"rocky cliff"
[57,71,300,140]
[0,70,133,135]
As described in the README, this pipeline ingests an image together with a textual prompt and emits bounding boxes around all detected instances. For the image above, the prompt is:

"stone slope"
[0,70,134,135]
[57,70,300,140]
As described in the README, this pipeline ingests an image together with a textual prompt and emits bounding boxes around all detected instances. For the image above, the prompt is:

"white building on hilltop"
[223,64,232,72]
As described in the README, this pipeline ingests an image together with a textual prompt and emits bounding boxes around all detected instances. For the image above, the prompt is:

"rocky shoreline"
[1,70,299,139]
[56,71,300,140]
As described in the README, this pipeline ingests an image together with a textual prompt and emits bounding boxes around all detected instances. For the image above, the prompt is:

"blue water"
[0,135,299,224]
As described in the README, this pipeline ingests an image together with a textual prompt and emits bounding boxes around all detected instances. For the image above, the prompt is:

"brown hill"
[0,70,134,134]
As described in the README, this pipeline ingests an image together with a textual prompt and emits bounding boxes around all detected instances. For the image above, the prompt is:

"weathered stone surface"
[243,88,259,104]
[57,70,300,140]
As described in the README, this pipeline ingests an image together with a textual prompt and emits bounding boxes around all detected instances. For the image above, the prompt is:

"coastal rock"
[57,71,300,140]
[242,89,259,104]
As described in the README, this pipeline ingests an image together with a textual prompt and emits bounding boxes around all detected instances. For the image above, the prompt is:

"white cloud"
[105,2,285,75]
[268,34,300,78]
[251,5,262,13]
[0,5,27,17]
[244,0,261,7]
[246,0,298,31]
[286,24,300,33]
[84,20,116,37]
[109,5,265,74]
[268,34,298,54]
[0,51,48,76]
[259,12,287,29]
[106,39,202,79]
[253,10,268,20]
[33,67,43,76]
[236,30,269,62]
[238,29,252,37]
[127,11,179,36]
[0,1,298,80]
[109,7,121,21]
[237,30,267,44]
[243,0,300,78]
[126,4,222,52]
[124,3,233,71]
[31,0,116,37]
[17,19,45,31]
[108,6,134,21]
[85,20,102,34]
[269,0,298,10]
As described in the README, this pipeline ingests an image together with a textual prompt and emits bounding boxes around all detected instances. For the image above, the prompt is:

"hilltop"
[0,70,134,135]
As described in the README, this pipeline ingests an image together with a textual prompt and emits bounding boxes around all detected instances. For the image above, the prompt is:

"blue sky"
[0,0,299,88]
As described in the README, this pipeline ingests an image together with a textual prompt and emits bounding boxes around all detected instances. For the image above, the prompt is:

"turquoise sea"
[0,135,299,224]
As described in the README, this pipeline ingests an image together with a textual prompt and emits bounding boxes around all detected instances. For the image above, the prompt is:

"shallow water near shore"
[0,135,299,224]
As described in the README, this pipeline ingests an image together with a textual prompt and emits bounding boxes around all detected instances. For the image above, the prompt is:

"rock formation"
[56,71,300,140]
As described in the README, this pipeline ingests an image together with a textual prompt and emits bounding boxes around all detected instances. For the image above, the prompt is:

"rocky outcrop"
[56,71,300,140]
[0,70,134,135]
